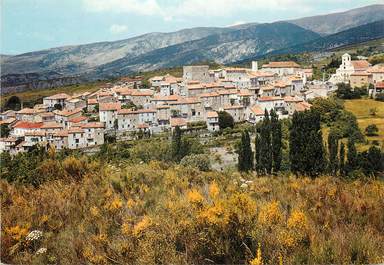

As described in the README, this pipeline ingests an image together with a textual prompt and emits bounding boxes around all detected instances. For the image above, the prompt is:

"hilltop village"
[1,55,383,154]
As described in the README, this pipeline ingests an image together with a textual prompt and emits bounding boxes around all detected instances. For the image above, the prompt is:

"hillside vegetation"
[2,154,384,265]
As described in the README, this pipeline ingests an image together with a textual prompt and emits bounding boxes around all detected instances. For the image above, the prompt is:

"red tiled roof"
[258,96,283,102]
[99,102,121,111]
[262,61,300,68]
[81,122,104,128]
[13,121,43,129]
[137,123,149,129]
[224,105,244,110]
[206,111,218,118]
[351,60,370,70]
[45,93,71,100]
[56,108,83,117]
[375,82,384,89]
[41,122,63,129]
[170,117,187,127]
[69,116,88,123]
[250,105,264,115]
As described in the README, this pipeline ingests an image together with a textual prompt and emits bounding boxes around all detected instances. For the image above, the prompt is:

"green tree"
[254,133,261,173]
[289,110,325,176]
[218,111,234,130]
[172,126,183,162]
[4,96,21,111]
[365,124,379,136]
[270,109,282,173]
[259,110,272,174]
[327,130,339,175]
[0,124,10,138]
[339,142,345,176]
[237,130,253,172]
[345,137,358,175]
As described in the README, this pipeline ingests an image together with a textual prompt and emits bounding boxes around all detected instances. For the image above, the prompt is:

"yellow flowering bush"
[187,189,204,205]
[258,201,283,226]
[133,216,152,237]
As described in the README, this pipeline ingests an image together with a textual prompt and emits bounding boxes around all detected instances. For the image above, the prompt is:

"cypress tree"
[346,137,358,174]
[270,109,282,173]
[327,130,339,175]
[238,130,253,172]
[259,109,272,174]
[339,142,345,176]
[255,132,261,174]
[172,126,183,162]
[289,110,325,176]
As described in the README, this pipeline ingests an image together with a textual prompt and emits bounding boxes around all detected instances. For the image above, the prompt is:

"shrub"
[180,154,211,171]
[218,111,234,129]
[365,124,379,136]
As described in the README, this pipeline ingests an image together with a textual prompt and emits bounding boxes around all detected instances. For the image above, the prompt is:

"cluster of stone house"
[329,53,384,97]
[1,60,321,154]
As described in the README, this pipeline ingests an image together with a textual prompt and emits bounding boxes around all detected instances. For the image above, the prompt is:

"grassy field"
[344,98,384,150]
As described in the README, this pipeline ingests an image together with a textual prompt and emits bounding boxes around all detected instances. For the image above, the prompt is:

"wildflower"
[90,206,100,217]
[40,215,49,224]
[36,247,47,255]
[5,225,29,241]
[121,223,131,235]
[187,189,204,205]
[249,243,263,265]
[133,216,151,237]
[278,230,297,248]
[287,210,308,231]
[109,197,123,211]
[199,203,228,225]
[209,181,220,199]
[258,201,283,225]
[26,230,43,241]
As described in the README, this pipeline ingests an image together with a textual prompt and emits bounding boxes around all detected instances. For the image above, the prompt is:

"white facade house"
[43,93,71,111]
[262,61,301,76]
[99,102,121,130]
[81,122,105,147]
[206,111,219,132]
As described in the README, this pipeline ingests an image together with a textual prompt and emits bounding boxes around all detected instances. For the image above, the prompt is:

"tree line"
[237,109,383,177]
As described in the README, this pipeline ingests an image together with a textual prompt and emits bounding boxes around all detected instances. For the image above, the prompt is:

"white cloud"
[110,24,128,34]
[83,0,365,19]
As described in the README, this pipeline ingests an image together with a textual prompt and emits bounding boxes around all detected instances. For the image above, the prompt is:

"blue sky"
[1,0,382,55]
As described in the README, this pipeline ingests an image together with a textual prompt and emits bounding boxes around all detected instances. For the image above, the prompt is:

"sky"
[1,0,382,55]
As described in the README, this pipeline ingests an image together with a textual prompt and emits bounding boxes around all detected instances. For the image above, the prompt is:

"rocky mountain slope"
[92,22,320,77]
[258,20,384,59]
[289,4,384,35]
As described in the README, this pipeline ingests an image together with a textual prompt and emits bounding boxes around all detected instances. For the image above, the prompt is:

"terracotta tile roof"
[284,96,303,103]
[99,102,121,111]
[250,105,264,115]
[295,102,312,112]
[351,60,370,70]
[53,130,69,137]
[368,64,384,73]
[41,122,63,129]
[187,84,205,90]
[375,82,384,89]
[131,90,154,96]
[56,108,83,117]
[248,71,275,78]
[68,128,84,134]
[274,81,291,88]
[225,67,248,73]
[262,61,300,68]
[39,112,55,118]
[45,93,71,100]
[25,131,46,137]
[350,71,372,76]
[69,116,88,123]
[81,122,104,128]
[0,118,16,125]
[149,76,164,81]
[258,96,283,102]
[217,89,237,95]
[88,98,98,105]
[13,121,43,129]
[224,105,244,110]
[206,111,218,118]
[260,85,275,91]
[170,117,187,127]
[238,89,252,96]
[17,108,35,115]
[152,95,181,101]
[199,92,220,98]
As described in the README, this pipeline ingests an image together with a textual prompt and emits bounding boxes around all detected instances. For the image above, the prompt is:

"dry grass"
[344,99,384,150]
[1,159,384,265]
